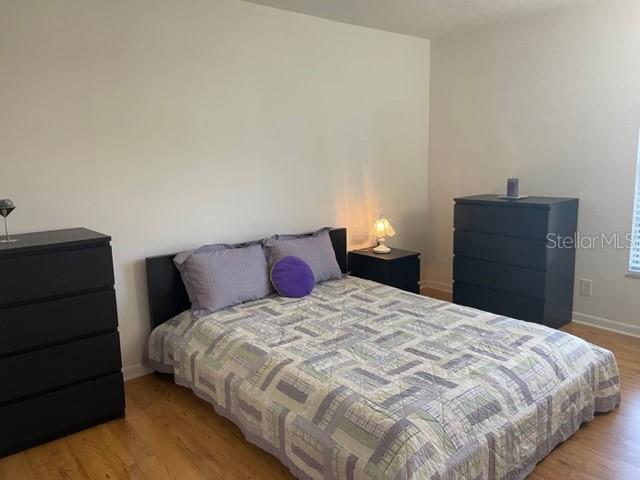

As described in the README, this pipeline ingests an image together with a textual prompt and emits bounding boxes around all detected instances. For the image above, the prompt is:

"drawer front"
[0,332,122,404]
[454,204,549,239]
[454,257,546,299]
[453,282,545,324]
[349,254,420,292]
[454,230,548,269]
[0,246,114,306]
[349,254,387,284]
[387,258,420,292]
[0,372,124,457]
[0,290,118,356]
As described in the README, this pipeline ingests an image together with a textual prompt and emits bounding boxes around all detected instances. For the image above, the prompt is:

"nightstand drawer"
[453,283,545,323]
[390,280,420,294]
[454,230,548,269]
[0,372,124,457]
[386,258,420,290]
[0,246,114,306]
[0,290,118,356]
[453,257,546,299]
[455,204,549,239]
[348,248,420,294]
[0,332,122,404]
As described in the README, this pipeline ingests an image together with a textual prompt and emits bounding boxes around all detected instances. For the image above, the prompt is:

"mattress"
[147,276,620,480]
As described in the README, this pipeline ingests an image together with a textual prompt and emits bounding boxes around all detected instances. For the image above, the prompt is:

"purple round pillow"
[270,256,315,298]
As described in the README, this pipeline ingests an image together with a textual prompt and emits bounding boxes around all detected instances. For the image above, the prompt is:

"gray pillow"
[174,243,272,314]
[265,228,342,283]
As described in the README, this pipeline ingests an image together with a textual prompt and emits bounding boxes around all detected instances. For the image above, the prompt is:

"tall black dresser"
[0,228,124,457]
[453,195,578,328]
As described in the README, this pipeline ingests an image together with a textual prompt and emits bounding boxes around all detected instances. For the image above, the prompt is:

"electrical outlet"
[580,279,593,297]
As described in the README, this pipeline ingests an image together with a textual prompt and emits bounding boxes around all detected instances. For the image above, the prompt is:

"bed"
[145,228,620,480]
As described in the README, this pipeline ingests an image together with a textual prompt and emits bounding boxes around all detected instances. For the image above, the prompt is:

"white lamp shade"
[373,216,396,238]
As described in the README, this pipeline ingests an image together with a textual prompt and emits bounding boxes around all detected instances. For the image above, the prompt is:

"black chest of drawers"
[349,247,421,294]
[0,228,125,457]
[452,195,578,328]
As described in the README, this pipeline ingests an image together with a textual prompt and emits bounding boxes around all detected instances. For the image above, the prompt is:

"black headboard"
[145,228,347,330]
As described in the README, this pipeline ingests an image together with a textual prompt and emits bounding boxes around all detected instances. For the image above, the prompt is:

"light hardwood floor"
[1,291,639,480]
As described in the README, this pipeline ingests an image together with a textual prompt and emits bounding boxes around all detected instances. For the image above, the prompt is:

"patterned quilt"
[147,276,620,480]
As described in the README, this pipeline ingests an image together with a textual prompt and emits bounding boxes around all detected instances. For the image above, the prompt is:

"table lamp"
[372,215,395,254]
[0,199,17,243]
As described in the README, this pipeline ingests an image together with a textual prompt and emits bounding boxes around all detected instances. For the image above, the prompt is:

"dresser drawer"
[0,372,124,457]
[454,257,546,299]
[0,332,122,404]
[454,230,548,269]
[453,283,545,324]
[454,204,549,239]
[0,246,114,306]
[0,290,117,356]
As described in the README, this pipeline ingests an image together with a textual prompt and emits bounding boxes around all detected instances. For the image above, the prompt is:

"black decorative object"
[0,199,17,243]
[499,178,528,200]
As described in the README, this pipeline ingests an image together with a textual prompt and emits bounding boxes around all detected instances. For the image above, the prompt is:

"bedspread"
[148,276,620,480]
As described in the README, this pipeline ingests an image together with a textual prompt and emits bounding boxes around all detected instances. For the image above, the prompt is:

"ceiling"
[242,0,594,39]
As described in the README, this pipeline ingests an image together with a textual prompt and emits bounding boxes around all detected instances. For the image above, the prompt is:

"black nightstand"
[348,247,421,293]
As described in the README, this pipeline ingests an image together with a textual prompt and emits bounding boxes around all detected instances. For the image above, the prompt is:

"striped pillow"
[264,228,342,283]
[174,243,272,315]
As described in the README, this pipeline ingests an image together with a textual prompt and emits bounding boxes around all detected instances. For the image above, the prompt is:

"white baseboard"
[572,312,640,339]
[424,279,453,293]
[123,363,153,381]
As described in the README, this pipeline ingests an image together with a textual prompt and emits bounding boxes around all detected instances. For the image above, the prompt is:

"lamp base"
[373,238,391,254]
[0,238,18,244]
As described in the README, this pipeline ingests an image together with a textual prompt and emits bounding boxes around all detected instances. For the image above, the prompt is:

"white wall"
[428,0,640,335]
[0,0,430,376]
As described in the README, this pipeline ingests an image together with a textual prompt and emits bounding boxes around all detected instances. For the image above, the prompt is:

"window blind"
[629,134,640,272]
